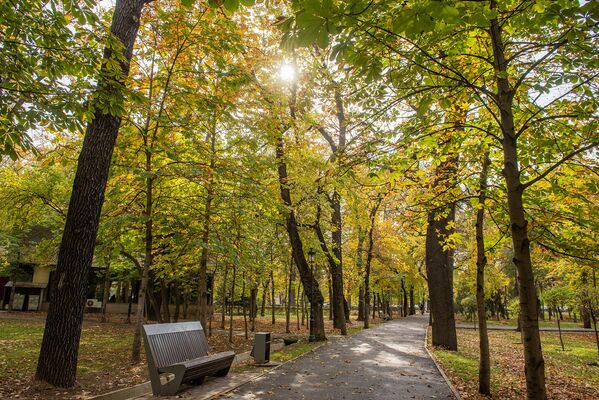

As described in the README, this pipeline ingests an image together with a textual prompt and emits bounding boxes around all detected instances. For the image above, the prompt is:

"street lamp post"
[308,248,316,342]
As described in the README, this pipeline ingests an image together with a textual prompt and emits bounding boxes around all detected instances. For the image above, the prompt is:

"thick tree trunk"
[476,151,491,395]
[581,306,592,329]
[34,0,146,388]
[426,203,458,350]
[358,285,365,321]
[329,190,348,332]
[363,197,382,329]
[401,280,409,317]
[489,6,546,397]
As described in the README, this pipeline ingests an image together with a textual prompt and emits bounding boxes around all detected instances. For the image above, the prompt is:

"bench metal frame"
[142,321,234,396]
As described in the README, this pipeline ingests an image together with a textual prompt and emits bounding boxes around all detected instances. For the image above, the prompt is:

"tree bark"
[426,202,458,350]
[101,270,111,323]
[271,269,276,325]
[363,197,382,329]
[476,150,491,395]
[242,271,248,340]
[260,278,268,317]
[275,131,326,340]
[34,0,147,388]
[220,263,229,330]
[401,280,409,317]
[286,256,293,333]
[128,255,147,364]
[229,263,236,343]
[358,285,365,321]
[489,4,547,397]
[409,284,415,315]
[329,189,347,332]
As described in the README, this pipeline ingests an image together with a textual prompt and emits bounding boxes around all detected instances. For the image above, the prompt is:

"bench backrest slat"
[143,321,209,369]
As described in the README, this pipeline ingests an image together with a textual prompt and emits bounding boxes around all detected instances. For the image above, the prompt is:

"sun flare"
[279,63,296,82]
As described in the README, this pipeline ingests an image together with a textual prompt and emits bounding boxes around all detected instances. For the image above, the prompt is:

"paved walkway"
[219,315,454,400]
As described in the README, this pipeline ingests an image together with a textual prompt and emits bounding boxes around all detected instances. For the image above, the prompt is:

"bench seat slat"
[158,351,235,373]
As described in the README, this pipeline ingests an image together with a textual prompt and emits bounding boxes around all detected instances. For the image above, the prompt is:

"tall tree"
[475,149,491,394]
[35,0,148,387]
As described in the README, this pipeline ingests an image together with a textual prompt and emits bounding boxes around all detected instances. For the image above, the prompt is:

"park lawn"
[430,328,599,399]
[0,316,147,399]
[455,315,587,329]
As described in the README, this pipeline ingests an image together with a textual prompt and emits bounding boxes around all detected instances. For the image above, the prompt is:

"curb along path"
[217,315,454,400]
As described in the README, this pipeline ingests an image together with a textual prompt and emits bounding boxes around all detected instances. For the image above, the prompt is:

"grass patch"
[458,316,587,330]
[270,342,320,362]
[0,317,136,379]
[429,327,599,399]
[347,322,380,336]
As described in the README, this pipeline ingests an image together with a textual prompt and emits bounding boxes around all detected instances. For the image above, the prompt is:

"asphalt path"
[222,314,454,400]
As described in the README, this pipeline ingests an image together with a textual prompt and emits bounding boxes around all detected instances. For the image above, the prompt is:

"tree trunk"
[275,128,326,339]
[173,283,181,322]
[126,280,135,324]
[409,284,415,315]
[358,285,365,321]
[328,273,333,321]
[364,197,382,329]
[489,5,547,397]
[581,306,591,329]
[221,263,229,330]
[250,286,258,332]
[131,257,148,364]
[426,202,458,350]
[101,270,111,323]
[242,271,248,340]
[160,280,170,323]
[261,278,268,317]
[476,150,491,395]
[401,280,409,317]
[329,189,348,332]
[196,114,217,329]
[270,270,276,325]
[229,263,236,343]
[286,256,294,333]
[296,283,301,330]
[34,0,147,388]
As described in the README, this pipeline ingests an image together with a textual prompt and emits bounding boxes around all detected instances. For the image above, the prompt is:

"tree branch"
[522,141,599,189]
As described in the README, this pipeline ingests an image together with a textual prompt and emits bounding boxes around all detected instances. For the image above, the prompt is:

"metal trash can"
[252,332,271,364]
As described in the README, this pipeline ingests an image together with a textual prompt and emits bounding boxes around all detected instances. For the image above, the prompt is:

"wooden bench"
[142,321,235,396]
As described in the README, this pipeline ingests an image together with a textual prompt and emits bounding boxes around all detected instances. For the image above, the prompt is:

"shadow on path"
[220,314,454,400]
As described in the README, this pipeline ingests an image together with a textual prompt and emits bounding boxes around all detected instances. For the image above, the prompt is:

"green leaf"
[223,0,239,13]
[316,28,329,49]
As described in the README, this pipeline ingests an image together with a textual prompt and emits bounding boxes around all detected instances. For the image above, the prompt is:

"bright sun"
[279,63,296,82]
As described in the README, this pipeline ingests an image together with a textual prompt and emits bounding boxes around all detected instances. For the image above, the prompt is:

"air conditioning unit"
[86,299,102,308]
